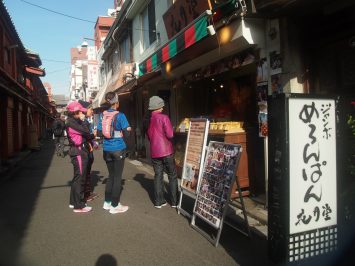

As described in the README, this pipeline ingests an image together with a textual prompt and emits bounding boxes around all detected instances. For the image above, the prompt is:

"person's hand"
[126,127,132,131]
[93,140,99,150]
[79,113,86,121]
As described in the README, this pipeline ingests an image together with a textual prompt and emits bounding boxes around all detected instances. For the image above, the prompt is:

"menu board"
[193,142,242,229]
[181,119,209,194]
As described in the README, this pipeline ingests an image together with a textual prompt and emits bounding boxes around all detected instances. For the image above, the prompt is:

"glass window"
[120,37,130,64]
[141,1,156,51]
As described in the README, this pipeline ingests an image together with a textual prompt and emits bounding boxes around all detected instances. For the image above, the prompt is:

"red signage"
[163,0,211,39]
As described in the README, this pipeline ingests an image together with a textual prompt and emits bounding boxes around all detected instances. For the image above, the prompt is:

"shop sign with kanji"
[289,98,337,234]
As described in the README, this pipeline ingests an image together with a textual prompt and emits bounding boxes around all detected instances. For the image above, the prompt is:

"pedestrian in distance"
[66,101,96,213]
[145,96,178,209]
[78,100,99,203]
[98,92,130,214]
[52,113,66,157]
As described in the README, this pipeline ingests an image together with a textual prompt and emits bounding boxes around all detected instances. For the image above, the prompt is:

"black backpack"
[53,120,64,137]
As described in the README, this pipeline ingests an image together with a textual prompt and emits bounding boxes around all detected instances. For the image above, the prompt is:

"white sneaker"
[69,204,74,209]
[103,201,112,210]
[73,206,92,213]
[109,203,129,214]
[154,201,167,209]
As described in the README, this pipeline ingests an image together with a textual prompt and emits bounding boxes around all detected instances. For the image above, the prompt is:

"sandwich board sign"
[178,118,209,217]
[191,141,242,246]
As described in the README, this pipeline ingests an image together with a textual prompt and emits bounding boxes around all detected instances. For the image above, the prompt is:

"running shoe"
[109,204,129,214]
[73,206,92,213]
[103,201,112,210]
[154,201,167,209]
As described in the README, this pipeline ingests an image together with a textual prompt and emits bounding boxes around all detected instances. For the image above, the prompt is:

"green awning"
[139,14,208,76]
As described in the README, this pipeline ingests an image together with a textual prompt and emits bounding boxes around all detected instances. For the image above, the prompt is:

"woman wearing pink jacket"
[66,101,95,213]
[145,96,178,209]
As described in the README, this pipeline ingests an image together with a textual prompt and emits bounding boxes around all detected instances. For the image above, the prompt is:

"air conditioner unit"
[133,62,139,77]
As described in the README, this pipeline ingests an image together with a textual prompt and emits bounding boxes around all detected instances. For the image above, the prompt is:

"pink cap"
[66,101,87,112]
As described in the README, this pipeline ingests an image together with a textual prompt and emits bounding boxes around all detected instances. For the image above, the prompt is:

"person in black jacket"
[52,114,66,157]
[78,100,99,202]
[66,101,96,213]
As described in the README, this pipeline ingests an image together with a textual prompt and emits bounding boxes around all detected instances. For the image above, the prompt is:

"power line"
[42,58,70,63]
[46,67,71,74]
[20,0,96,24]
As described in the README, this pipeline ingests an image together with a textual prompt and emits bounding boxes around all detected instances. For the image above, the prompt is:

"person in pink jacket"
[146,96,178,208]
[66,101,96,213]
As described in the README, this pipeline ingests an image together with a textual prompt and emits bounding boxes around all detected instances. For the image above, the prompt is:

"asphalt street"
[0,140,272,266]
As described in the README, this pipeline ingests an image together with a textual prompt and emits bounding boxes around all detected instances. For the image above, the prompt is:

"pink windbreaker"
[147,112,174,158]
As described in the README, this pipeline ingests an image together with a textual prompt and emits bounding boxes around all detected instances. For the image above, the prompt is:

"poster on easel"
[180,118,209,194]
[192,142,242,229]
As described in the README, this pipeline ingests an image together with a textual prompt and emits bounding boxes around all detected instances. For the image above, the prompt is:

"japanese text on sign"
[289,99,337,234]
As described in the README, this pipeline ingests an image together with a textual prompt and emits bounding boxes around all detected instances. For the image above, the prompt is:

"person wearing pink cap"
[65,101,96,213]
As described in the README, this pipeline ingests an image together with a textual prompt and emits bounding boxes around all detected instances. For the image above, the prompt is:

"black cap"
[78,100,92,109]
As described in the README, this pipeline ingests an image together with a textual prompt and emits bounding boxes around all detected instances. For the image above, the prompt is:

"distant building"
[51,94,70,114]
[69,42,98,102]
[94,16,115,51]
[68,9,115,103]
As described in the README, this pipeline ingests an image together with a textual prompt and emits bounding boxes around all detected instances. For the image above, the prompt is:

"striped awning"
[139,13,209,76]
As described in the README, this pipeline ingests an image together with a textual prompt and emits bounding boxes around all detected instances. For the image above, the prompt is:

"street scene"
[0,141,270,266]
[1,0,355,265]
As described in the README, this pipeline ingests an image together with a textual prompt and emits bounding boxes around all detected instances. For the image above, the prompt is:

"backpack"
[53,120,64,137]
[102,110,122,138]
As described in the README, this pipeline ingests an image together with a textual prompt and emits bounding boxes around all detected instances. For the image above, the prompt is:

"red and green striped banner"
[139,15,208,76]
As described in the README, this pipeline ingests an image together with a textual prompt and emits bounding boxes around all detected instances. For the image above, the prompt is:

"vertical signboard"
[289,99,337,233]
[288,98,337,262]
[181,119,209,194]
[268,94,338,264]
[87,63,98,90]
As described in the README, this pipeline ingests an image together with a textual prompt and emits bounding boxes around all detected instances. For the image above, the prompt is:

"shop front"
[171,15,266,198]
[172,47,266,198]
[137,11,268,198]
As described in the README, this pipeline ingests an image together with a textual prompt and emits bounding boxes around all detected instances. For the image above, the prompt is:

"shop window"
[141,0,156,51]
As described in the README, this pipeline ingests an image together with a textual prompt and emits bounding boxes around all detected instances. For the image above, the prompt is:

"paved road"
[0,140,272,266]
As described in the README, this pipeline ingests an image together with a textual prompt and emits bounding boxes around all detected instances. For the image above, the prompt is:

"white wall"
[132,0,170,64]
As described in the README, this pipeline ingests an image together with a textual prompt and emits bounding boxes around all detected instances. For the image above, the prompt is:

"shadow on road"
[133,173,155,204]
[90,170,104,191]
[95,254,118,266]
[220,226,275,266]
[0,140,55,266]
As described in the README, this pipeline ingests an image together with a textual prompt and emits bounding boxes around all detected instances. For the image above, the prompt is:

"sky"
[3,0,114,96]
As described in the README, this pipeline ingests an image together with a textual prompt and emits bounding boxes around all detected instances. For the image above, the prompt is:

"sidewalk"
[128,158,268,239]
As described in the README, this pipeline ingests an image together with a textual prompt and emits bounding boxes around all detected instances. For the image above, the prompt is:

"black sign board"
[191,141,242,246]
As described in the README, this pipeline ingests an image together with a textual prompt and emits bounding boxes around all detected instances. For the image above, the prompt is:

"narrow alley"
[0,141,270,266]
